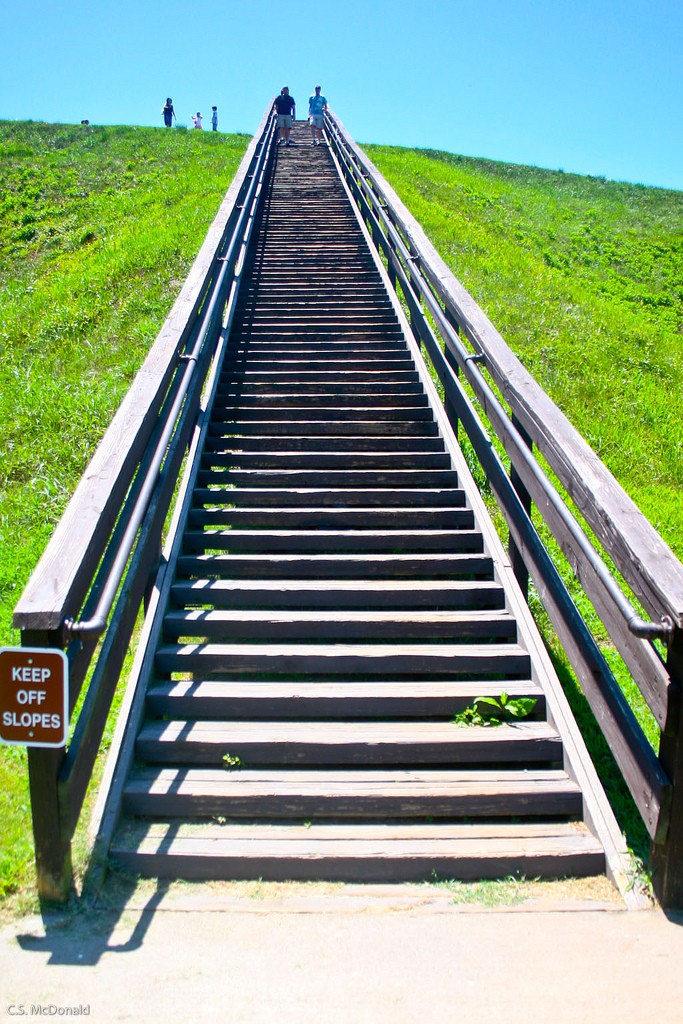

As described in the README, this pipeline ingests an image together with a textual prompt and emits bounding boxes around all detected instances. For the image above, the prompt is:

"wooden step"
[181,528,480,554]
[229,333,407,344]
[154,642,532,678]
[225,343,408,356]
[220,360,414,373]
[174,552,494,579]
[145,679,543,719]
[135,719,561,766]
[232,315,400,326]
[196,469,459,489]
[232,305,400,316]
[220,370,421,382]
[193,488,468,508]
[188,508,473,530]
[212,406,434,422]
[216,382,424,395]
[207,421,440,436]
[123,767,579,818]
[214,394,429,409]
[109,821,604,882]
[203,435,446,452]
[201,452,452,470]
[170,579,505,610]
[163,609,518,643]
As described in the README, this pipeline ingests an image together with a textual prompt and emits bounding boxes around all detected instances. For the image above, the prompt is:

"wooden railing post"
[386,236,397,290]
[509,415,533,601]
[23,629,73,903]
[443,311,460,440]
[651,628,683,907]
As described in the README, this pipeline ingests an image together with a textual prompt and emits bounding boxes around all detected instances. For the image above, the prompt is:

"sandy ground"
[2,876,683,1023]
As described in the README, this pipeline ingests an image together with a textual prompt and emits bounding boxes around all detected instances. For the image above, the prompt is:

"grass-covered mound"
[1,127,681,908]
[0,120,249,907]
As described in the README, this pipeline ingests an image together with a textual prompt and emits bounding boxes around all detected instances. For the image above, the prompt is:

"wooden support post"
[144,541,162,615]
[23,629,73,903]
[651,628,683,907]
[387,242,397,290]
[509,416,533,601]
[443,310,460,441]
[370,219,380,251]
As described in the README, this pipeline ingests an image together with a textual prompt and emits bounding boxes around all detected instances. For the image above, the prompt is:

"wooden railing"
[12,103,276,901]
[324,108,683,907]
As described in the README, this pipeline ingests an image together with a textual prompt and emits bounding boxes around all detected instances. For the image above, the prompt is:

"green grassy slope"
[363,146,683,559]
[0,120,249,906]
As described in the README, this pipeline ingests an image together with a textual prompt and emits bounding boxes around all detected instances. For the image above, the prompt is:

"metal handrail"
[324,112,675,646]
[63,112,277,642]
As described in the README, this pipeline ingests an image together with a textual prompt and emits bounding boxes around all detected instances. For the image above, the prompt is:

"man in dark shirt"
[274,87,296,146]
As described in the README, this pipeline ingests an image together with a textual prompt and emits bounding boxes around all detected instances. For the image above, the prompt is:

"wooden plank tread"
[170,579,505,610]
[109,820,604,882]
[123,767,582,818]
[155,642,532,678]
[115,820,597,842]
[146,679,544,720]
[163,609,517,642]
[136,719,560,766]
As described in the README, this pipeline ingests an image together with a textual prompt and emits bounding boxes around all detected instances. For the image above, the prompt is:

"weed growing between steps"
[453,693,537,727]
[0,120,249,911]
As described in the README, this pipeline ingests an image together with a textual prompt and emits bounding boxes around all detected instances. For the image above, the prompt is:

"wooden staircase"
[108,122,605,881]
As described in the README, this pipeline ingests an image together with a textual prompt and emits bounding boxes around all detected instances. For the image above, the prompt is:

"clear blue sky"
[1,0,682,189]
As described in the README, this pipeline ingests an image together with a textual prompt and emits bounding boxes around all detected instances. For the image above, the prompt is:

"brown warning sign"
[0,647,69,748]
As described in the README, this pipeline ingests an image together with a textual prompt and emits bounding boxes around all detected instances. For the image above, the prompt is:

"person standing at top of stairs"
[274,86,296,145]
[308,85,328,144]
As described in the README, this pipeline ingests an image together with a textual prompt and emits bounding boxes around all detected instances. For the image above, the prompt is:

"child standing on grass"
[162,98,175,127]
[211,106,218,131]
[192,112,203,129]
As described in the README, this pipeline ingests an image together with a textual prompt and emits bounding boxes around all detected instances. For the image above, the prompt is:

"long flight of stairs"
[109,122,605,881]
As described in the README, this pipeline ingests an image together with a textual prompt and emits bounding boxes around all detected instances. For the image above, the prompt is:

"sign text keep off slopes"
[0,648,69,747]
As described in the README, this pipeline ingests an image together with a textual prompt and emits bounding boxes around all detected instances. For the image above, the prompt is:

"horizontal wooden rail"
[324,109,683,904]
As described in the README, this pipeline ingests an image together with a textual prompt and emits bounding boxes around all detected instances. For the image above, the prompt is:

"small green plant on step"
[453,692,537,727]
[222,752,243,770]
